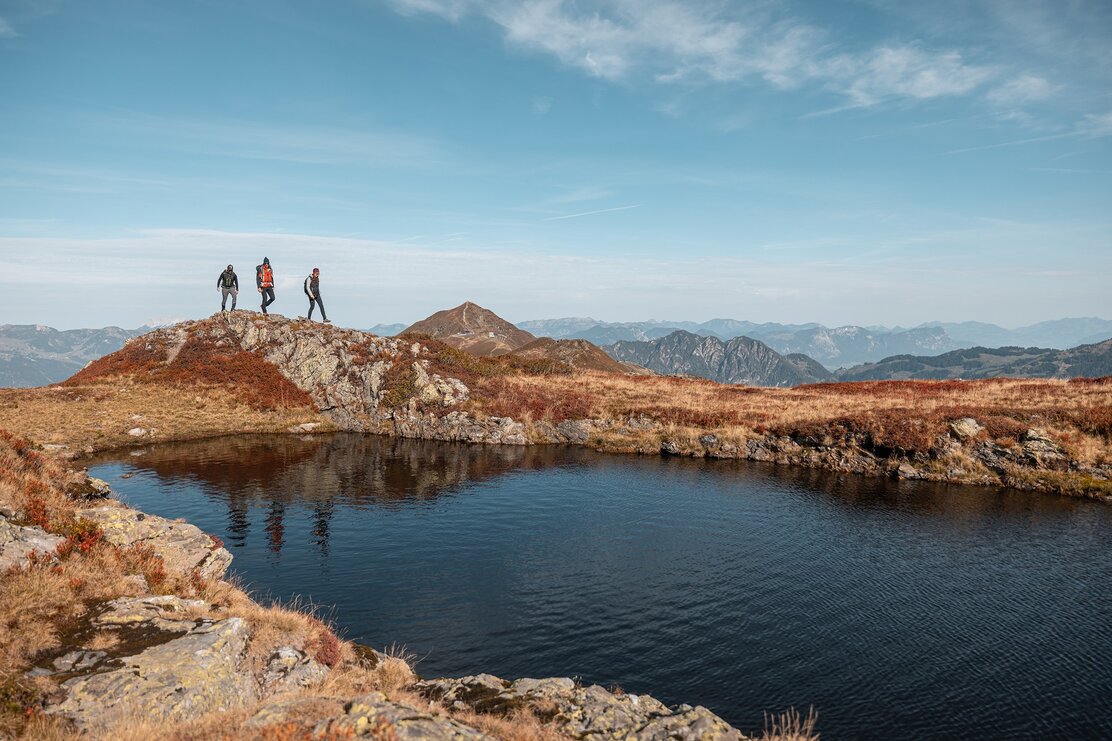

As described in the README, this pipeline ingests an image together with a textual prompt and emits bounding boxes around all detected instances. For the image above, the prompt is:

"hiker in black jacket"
[217,264,239,311]
[304,268,329,323]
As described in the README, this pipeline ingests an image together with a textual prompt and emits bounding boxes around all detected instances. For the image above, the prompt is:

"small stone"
[126,427,147,437]
[949,417,983,441]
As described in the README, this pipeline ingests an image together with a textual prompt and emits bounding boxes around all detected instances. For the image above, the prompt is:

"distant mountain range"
[5,311,1111,389]
[0,324,146,387]
[607,330,832,387]
[836,340,1112,381]
[518,316,1112,369]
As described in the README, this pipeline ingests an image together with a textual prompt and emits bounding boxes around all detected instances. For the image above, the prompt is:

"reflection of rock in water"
[98,434,588,555]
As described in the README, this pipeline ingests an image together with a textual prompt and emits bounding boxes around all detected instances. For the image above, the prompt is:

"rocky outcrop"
[77,503,233,579]
[316,692,493,739]
[0,518,64,570]
[45,596,255,730]
[417,675,747,740]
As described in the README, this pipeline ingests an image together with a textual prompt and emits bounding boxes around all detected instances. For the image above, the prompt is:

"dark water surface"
[89,434,1112,740]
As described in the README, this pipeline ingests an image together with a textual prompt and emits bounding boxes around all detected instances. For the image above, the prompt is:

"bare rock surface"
[417,674,749,740]
[315,691,493,739]
[76,503,232,578]
[0,516,64,570]
[262,646,329,692]
[47,612,254,730]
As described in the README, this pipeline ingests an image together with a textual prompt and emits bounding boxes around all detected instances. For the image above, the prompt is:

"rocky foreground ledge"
[0,438,760,740]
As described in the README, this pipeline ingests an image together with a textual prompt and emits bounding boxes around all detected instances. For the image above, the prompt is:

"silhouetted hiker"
[304,268,330,323]
[217,264,239,311]
[256,257,276,314]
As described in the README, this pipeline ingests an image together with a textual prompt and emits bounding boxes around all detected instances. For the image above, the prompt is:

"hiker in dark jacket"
[217,264,239,311]
[256,257,276,314]
[304,268,329,323]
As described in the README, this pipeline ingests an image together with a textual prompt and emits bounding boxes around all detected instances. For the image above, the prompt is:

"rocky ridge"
[63,313,1112,501]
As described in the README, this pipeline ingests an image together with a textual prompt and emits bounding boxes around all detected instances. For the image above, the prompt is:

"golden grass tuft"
[761,706,820,741]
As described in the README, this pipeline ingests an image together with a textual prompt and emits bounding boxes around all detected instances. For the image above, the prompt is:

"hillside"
[837,339,1112,381]
[403,301,536,356]
[0,324,145,387]
[508,337,630,373]
[606,330,832,386]
[1,313,1110,502]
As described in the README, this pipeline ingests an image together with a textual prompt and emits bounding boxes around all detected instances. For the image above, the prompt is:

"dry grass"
[760,707,820,741]
[0,384,328,454]
[470,371,1112,460]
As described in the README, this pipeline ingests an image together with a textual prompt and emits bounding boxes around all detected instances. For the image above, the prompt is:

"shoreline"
[0,429,767,739]
[1,310,1109,504]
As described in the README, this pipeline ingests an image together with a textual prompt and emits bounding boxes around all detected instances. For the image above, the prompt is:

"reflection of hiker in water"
[217,264,239,311]
[256,257,276,314]
[303,268,330,323]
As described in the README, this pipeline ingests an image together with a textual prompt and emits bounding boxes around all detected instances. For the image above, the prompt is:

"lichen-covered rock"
[48,617,255,729]
[314,692,492,739]
[77,504,232,578]
[0,517,64,570]
[417,675,749,740]
[95,595,207,630]
[949,417,983,441]
[262,646,329,692]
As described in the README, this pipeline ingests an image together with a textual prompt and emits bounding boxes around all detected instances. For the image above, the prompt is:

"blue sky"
[1,0,1110,329]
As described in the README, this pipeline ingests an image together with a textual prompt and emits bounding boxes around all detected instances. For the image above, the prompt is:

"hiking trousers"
[260,288,275,313]
[307,293,328,322]
[221,287,238,310]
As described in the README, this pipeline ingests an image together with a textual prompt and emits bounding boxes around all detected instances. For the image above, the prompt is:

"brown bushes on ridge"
[66,335,313,412]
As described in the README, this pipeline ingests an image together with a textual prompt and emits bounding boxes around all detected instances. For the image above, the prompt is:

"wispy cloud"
[987,74,1056,105]
[388,0,1005,108]
[542,204,640,221]
[0,16,17,38]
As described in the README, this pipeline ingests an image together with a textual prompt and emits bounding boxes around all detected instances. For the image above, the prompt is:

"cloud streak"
[542,204,640,221]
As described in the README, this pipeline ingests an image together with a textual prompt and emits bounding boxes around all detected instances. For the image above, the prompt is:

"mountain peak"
[403,302,535,357]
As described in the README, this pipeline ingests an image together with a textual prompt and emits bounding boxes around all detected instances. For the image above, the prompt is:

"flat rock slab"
[315,692,493,739]
[48,616,255,730]
[0,517,64,571]
[77,504,232,579]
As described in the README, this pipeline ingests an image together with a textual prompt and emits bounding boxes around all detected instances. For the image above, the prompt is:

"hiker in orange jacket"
[256,257,276,314]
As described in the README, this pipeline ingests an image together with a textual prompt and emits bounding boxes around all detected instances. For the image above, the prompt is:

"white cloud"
[829,46,997,106]
[0,16,17,38]
[532,96,552,114]
[1078,111,1112,137]
[387,0,1002,107]
[987,74,1056,105]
